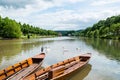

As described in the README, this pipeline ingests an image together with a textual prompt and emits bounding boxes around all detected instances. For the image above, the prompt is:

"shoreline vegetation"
[0,35,56,40]
[0,15,120,40]
[75,15,120,40]
[52,15,120,40]
[21,35,56,39]
[0,16,58,39]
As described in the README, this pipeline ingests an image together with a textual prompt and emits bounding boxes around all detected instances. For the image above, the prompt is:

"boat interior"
[24,54,91,80]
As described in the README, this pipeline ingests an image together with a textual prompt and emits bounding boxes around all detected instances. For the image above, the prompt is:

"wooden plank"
[48,66,65,79]
[7,64,38,80]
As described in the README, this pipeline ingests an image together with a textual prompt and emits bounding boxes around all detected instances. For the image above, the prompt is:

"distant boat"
[23,53,91,80]
[0,53,45,80]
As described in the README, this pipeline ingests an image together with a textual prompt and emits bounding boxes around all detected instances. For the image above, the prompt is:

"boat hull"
[0,53,45,80]
[24,53,91,80]
[52,60,89,80]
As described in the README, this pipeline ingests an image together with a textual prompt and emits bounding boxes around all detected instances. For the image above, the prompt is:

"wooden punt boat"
[23,53,91,80]
[0,53,45,80]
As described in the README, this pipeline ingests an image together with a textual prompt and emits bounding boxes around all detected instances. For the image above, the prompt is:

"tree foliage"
[20,23,57,36]
[0,17,21,38]
[78,15,120,39]
[0,16,58,38]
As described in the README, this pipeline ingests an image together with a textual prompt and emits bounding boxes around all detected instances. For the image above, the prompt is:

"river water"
[0,37,120,80]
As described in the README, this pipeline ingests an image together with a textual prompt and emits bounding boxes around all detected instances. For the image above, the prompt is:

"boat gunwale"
[24,53,91,80]
[51,55,90,80]
[0,52,45,80]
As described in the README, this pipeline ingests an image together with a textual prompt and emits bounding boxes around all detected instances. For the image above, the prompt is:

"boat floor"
[36,62,85,80]
[7,64,38,80]
[64,62,85,74]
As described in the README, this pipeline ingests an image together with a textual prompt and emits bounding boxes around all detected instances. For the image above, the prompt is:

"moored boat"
[23,53,91,80]
[0,53,45,80]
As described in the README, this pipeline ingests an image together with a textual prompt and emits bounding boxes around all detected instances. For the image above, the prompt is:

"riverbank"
[21,35,56,39]
[100,35,120,40]
[0,35,56,40]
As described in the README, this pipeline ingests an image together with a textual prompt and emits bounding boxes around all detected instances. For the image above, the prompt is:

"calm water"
[0,37,120,80]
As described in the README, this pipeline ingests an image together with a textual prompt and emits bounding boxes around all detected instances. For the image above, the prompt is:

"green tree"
[0,16,57,38]
[78,15,120,39]
[0,17,21,38]
[110,23,120,36]
[94,30,99,38]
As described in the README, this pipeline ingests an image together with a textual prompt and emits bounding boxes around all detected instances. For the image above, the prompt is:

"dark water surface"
[0,37,120,80]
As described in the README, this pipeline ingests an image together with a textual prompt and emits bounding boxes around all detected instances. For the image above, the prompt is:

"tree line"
[78,15,120,39]
[0,16,58,38]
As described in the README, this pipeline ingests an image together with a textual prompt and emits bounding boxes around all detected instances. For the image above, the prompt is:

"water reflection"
[80,38,120,62]
[70,64,92,80]
[0,37,72,69]
[0,39,22,61]
[0,37,120,80]
[0,39,54,69]
[21,39,54,52]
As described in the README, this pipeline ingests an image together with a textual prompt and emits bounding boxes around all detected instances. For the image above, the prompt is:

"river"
[0,37,120,80]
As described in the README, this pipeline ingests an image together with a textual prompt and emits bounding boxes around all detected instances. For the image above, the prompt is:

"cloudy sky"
[0,0,120,30]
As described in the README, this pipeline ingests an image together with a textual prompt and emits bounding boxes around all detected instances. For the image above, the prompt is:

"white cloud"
[0,0,120,30]
[69,0,84,3]
[52,24,79,30]
[91,0,120,6]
